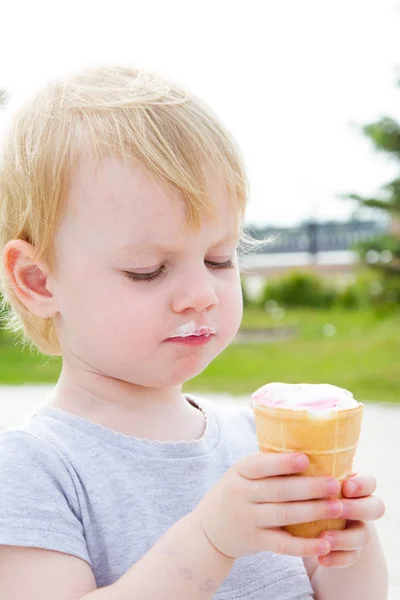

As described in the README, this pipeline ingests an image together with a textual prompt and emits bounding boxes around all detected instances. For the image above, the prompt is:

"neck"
[47,363,205,442]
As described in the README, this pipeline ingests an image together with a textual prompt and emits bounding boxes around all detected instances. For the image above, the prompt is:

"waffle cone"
[252,403,363,538]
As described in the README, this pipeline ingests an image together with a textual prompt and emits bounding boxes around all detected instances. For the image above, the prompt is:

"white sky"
[1,0,400,226]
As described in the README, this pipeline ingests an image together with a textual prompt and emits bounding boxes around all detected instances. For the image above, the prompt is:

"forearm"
[81,513,234,600]
[309,524,388,600]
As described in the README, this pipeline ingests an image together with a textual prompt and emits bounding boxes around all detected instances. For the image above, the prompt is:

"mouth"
[167,325,216,340]
[165,333,215,346]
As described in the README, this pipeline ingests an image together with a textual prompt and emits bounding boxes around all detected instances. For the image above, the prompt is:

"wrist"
[186,512,235,567]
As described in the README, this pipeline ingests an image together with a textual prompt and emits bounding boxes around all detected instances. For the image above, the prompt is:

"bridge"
[239,219,390,287]
[244,219,388,255]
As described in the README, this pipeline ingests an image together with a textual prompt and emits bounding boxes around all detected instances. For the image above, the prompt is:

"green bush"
[260,271,337,309]
[336,285,364,309]
[367,275,400,315]
[259,268,400,312]
[335,274,372,309]
[336,269,400,311]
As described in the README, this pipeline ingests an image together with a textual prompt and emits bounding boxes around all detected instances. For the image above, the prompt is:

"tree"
[346,84,400,304]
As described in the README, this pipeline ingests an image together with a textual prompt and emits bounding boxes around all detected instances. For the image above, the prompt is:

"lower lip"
[166,335,214,346]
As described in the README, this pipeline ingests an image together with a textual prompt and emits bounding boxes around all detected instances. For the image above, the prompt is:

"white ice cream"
[168,320,216,338]
[251,382,361,414]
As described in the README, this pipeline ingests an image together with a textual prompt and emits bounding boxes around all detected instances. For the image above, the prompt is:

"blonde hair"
[0,65,251,356]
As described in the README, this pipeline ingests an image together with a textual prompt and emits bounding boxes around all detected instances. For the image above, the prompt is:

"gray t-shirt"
[0,395,314,599]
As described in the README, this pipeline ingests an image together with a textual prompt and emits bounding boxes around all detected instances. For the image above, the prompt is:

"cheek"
[56,269,162,350]
[92,287,163,346]
[218,278,243,332]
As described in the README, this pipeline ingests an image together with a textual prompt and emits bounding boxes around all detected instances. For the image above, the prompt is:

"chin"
[167,356,214,386]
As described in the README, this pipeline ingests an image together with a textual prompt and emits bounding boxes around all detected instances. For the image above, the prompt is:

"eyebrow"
[117,233,239,256]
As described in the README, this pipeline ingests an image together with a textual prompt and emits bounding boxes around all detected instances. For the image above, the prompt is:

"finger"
[318,549,361,568]
[319,521,370,551]
[342,474,377,498]
[250,475,340,503]
[255,498,343,528]
[259,529,332,558]
[341,496,386,521]
[237,452,309,480]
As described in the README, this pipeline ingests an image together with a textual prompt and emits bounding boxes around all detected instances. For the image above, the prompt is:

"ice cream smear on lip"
[168,320,216,338]
[251,383,360,413]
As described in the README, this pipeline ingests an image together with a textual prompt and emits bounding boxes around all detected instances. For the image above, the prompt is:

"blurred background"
[0,0,399,597]
[0,0,399,399]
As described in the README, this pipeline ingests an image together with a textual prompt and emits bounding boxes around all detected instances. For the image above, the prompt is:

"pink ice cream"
[251,383,360,414]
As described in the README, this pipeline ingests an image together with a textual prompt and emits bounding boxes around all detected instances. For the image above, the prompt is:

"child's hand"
[317,473,385,568]
[194,452,341,560]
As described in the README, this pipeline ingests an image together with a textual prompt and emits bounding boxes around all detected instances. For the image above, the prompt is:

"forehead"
[66,156,176,224]
[62,156,236,248]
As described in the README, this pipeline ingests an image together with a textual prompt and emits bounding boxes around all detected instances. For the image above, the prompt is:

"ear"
[2,240,58,319]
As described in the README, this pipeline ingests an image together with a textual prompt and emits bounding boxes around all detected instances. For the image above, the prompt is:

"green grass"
[0,334,61,383]
[185,307,400,404]
[0,308,399,404]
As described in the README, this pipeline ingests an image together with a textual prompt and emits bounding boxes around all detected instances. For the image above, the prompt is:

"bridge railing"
[245,220,388,254]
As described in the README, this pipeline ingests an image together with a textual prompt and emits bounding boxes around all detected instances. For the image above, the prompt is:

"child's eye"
[124,266,165,282]
[205,259,235,270]
[124,259,235,283]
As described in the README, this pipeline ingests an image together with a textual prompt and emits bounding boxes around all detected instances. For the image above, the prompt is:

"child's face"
[49,156,243,388]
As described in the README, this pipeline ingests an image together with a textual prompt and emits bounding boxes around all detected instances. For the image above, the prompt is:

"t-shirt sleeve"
[0,429,91,565]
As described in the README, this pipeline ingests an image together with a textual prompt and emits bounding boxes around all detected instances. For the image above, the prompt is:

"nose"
[171,267,219,314]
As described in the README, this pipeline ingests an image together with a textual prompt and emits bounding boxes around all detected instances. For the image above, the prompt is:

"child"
[0,65,387,599]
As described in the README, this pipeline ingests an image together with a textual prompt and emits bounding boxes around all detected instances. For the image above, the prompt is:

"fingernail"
[322,534,335,547]
[320,555,331,566]
[318,541,331,555]
[295,454,308,469]
[347,481,357,495]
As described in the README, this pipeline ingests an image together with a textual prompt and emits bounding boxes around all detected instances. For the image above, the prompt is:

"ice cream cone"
[252,403,364,538]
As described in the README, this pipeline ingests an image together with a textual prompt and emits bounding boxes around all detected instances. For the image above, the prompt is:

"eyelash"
[124,259,235,283]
